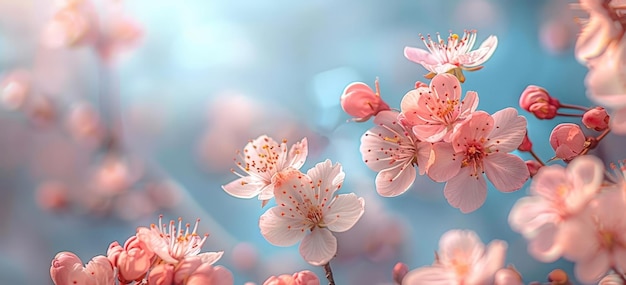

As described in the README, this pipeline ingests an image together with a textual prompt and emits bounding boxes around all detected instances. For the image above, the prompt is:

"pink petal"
[527,222,562,263]
[360,110,414,172]
[299,228,337,266]
[613,246,626,274]
[566,155,604,212]
[412,124,448,142]
[483,153,529,192]
[196,252,224,265]
[560,217,599,262]
[324,193,365,232]
[428,142,461,182]
[259,207,308,247]
[222,176,265,199]
[529,164,567,199]
[404,47,439,65]
[574,251,611,284]
[375,162,417,197]
[207,266,235,285]
[136,227,178,264]
[443,167,487,213]
[610,107,626,134]
[459,35,498,67]
[487,108,527,153]
[273,168,314,207]
[452,111,493,152]
[430,73,462,101]
[576,14,619,63]
[306,159,344,202]
[416,141,434,175]
[401,266,452,285]
[508,196,558,236]
[460,91,479,117]
[467,240,507,284]
[438,230,485,265]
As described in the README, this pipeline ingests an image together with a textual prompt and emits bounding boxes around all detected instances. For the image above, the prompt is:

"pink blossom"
[148,263,175,285]
[518,133,533,152]
[50,252,114,285]
[400,73,479,142]
[263,270,320,285]
[519,85,561,120]
[428,108,529,213]
[402,229,507,285]
[561,189,626,283]
[575,0,624,63]
[508,155,604,262]
[107,236,154,282]
[136,215,223,265]
[340,79,390,122]
[582,107,610,131]
[360,110,433,197]
[222,135,308,202]
[549,123,587,161]
[0,70,30,111]
[173,257,234,285]
[525,160,543,177]
[259,160,365,266]
[404,30,498,82]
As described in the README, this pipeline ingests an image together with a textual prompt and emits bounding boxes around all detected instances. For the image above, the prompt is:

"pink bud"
[494,267,523,285]
[66,102,103,143]
[116,235,154,282]
[340,80,390,122]
[392,262,409,285]
[50,252,82,285]
[547,269,569,284]
[517,133,533,152]
[528,102,558,120]
[549,123,586,161]
[519,85,559,111]
[292,270,320,285]
[148,263,175,285]
[263,275,296,285]
[525,160,542,177]
[50,252,114,285]
[582,107,610,131]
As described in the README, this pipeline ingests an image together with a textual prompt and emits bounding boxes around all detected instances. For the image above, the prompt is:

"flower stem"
[558,103,589,111]
[529,149,546,166]
[555,112,584,118]
[323,262,336,285]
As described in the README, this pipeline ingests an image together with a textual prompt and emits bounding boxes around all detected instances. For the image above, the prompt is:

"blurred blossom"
[263,270,320,285]
[494,266,523,285]
[575,0,624,63]
[65,102,103,145]
[547,268,570,284]
[525,160,542,177]
[43,0,96,48]
[35,180,69,211]
[26,95,57,127]
[0,70,30,111]
[230,242,259,271]
[93,154,138,195]
[599,274,625,285]
[392,262,408,285]
[539,19,573,55]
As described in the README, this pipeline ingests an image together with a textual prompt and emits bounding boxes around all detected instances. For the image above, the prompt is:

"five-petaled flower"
[404,30,498,82]
[223,135,308,204]
[259,160,365,266]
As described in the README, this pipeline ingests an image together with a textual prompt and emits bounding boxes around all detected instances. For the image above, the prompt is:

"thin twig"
[323,262,336,285]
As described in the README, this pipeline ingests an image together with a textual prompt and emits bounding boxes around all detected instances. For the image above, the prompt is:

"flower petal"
[459,35,498,67]
[428,142,461,182]
[299,228,337,266]
[467,240,507,284]
[443,167,487,213]
[610,107,626,134]
[259,206,308,247]
[196,251,224,266]
[574,251,610,284]
[566,155,604,212]
[508,196,558,237]
[222,176,265,199]
[483,153,529,192]
[287,137,308,170]
[375,161,417,197]
[527,222,562,263]
[324,193,365,232]
[430,73,462,101]
[412,124,448,142]
[307,159,344,202]
[401,266,452,285]
[360,110,415,172]
[487,108,527,153]
[460,91,479,117]
[404,47,439,65]
[438,229,485,265]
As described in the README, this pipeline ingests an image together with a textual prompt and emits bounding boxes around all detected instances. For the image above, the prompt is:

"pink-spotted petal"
[459,35,498,67]
[307,159,344,202]
[360,110,414,172]
[574,251,611,284]
[404,47,439,65]
[483,153,529,192]
[428,142,461,182]
[299,228,337,266]
[273,169,313,207]
[375,162,416,197]
[460,91,479,117]
[412,124,447,142]
[324,193,365,232]
[430,73,462,101]
[259,207,308,247]
[287,137,308,170]
[401,266,452,285]
[443,167,487,213]
[416,141,433,175]
[487,108,527,153]
[452,111,493,153]
[222,176,265,199]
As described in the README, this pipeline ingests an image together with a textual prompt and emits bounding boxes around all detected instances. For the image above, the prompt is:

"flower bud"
[494,267,523,285]
[517,133,533,152]
[549,123,586,161]
[528,102,558,119]
[547,269,570,284]
[519,85,559,111]
[340,80,390,122]
[582,107,609,131]
[116,235,154,282]
[292,270,320,285]
[50,252,82,285]
[392,262,409,285]
[148,263,175,285]
[525,160,543,177]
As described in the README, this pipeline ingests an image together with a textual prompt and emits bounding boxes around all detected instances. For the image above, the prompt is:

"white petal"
[404,46,439,65]
[467,240,507,284]
[460,35,498,67]
[574,251,611,284]
[259,207,308,246]
[375,162,417,197]
[508,196,557,236]
[196,251,224,265]
[221,176,265,199]
[324,194,365,232]
[299,228,337,266]
[438,229,485,265]
[307,159,345,202]
[287,137,308,170]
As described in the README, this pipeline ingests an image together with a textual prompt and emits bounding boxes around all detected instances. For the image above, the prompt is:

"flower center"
[461,143,485,176]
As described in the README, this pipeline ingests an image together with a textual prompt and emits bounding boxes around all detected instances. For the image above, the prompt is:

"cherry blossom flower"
[562,189,626,283]
[575,0,625,63]
[340,79,390,122]
[136,215,223,265]
[549,123,587,161]
[400,73,479,142]
[402,229,507,285]
[259,160,365,266]
[50,252,114,285]
[509,155,603,262]
[519,85,560,120]
[263,270,320,285]
[360,110,432,197]
[222,135,308,202]
[107,236,154,282]
[428,108,529,213]
[404,30,498,82]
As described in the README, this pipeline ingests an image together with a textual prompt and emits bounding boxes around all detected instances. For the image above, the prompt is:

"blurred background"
[0,0,623,284]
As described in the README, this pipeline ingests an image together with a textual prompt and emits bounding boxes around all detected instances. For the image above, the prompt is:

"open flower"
[259,160,365,266]
[222,135,308,202]
[136,215,223,265]
[575,0,625,63]
[400,73,478,142]
[50,252,114,285]
[360,110,432,197]
[404,30,498,82]
[402,229,507,285]
[428,108,529,213]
